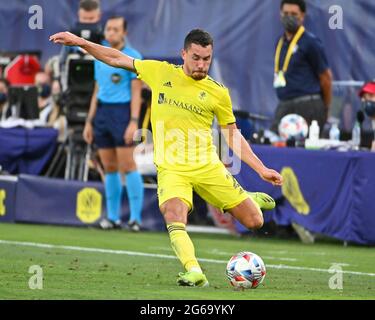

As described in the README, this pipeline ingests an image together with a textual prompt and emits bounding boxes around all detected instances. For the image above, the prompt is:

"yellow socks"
[167,222,202,273]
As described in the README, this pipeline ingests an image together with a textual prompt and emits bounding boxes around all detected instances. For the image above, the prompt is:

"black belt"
[282,94,321,104]
[97,101,130,107]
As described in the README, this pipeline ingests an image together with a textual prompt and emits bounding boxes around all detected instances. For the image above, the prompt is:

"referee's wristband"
[130,117,139,123]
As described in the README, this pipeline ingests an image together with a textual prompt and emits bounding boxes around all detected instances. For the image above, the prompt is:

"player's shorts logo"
[76,188,102,223]
[226,172,244,194]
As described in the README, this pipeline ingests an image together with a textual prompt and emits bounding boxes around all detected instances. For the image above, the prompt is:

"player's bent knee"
[243,215,264,230]
[160,200,188,225]
[163,210,187,225]
[255,216,264,229]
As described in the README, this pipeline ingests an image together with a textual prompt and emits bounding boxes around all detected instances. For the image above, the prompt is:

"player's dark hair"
[184,29,213,50]
[280,0,306,13]
[79,0,100,12]
[107,15,127,31]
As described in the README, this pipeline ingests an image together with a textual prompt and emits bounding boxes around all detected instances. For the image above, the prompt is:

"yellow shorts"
[157,163,249,212]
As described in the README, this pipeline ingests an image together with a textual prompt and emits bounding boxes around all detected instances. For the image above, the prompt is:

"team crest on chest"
[198,91,207,101]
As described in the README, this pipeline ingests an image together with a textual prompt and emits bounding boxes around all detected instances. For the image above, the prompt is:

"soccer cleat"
[127,220,141,232]
[176,271,209,287]
[99,218,122,230]
[248,192,276,211]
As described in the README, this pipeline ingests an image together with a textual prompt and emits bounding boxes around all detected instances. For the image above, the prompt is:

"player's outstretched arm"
[49,31,135,72]
[221,123,283,186]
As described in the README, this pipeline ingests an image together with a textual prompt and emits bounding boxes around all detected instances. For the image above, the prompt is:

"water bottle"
[352,121,361,150]
[309,120,320,141]
[329,122,340,141]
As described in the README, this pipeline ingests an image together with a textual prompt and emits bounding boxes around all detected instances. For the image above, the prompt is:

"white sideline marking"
[152,246,298,262]
[266,250,327,256]
[330,262,351,267]
[1,239,375,277]
[209,249,298,262]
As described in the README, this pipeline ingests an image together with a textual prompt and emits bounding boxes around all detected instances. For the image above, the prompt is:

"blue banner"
[14,174,164,230]
[0,176,17,223]
[234,145,375,245]
[2,151,375,244]
[0,128,58,175]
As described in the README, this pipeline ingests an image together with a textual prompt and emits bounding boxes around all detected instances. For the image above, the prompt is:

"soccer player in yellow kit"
[50,29,283,287]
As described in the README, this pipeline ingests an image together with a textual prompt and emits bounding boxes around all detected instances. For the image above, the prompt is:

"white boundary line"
[150,246,299,262]
[1,239,375,277]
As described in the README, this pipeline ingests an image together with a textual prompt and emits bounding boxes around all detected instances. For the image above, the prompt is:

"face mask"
[38,84,51,98]
[362,100,375,118]
[281,15,300,33]
[0,93,7,104]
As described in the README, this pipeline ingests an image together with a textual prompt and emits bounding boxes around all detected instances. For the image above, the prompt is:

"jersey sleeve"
[129,50,143,80]
[215,88,236,126]
[94,59,99,81]
[133,59,163,88]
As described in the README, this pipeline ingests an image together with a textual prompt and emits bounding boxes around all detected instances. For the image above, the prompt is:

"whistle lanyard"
[274,26,305,74]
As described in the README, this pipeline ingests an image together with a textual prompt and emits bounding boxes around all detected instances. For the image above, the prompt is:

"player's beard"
[191,70,207,80]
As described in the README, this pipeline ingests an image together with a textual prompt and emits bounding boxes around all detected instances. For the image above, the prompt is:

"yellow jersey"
[134,59,236,171]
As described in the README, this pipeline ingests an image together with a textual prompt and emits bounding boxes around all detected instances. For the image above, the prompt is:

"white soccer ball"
[278,113,308,141]
[226,251,266,289]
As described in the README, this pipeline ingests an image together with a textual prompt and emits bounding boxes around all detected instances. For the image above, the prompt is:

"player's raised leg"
[227,197,264,230]
[160,197,209,287]
[194,164,275,231]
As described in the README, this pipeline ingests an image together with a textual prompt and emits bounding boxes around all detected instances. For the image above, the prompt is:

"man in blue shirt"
[271,0,333,134]
[83,16,144,231]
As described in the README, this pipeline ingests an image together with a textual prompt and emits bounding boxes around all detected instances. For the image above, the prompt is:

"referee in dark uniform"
[271,0,332,134]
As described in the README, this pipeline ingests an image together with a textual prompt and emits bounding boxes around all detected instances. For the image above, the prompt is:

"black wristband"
[130,117,139,123]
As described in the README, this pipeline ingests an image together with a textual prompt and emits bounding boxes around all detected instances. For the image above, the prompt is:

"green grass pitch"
[0,223,374,300]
